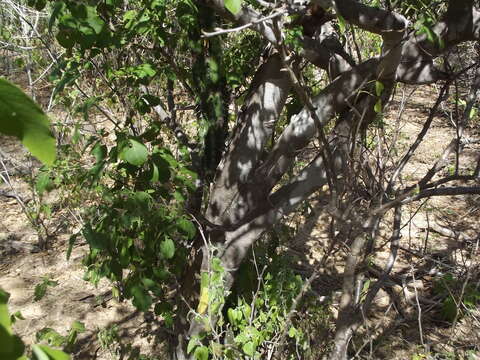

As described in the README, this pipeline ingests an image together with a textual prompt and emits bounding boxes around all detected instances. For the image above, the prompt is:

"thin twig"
[201,9,287,38]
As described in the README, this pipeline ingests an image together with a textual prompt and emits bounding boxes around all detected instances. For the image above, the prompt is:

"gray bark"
[206,53,291,226]
[178,1,480,358]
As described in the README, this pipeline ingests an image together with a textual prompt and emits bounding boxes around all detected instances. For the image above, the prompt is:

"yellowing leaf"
[197,273,209,314]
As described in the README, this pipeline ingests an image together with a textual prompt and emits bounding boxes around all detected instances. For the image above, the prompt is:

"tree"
[3,0,480,359]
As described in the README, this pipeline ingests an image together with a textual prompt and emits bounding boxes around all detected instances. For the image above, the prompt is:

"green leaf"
[469,107,477,119]
[56,30,75,49]
[141,278,156,290]
[36,172,53,195]
[234,333,248,344]
[438,36,445,49]
[374,99,382,113]
[36,328,65,347]
[0,288,11,331]
[211,258,223,273]
[0,78,56,165]
[187,337,197,354]
[34,278,58,302]
[160,238,175,259]
[119,139,148,166]
[66,233,78,261]
[177,218,196,239]
[131,64,156,79]
[224,0,242,15]
[130,285,152,311]
[227,308,236,325]
[375,81,384,97]
[70,321,85,333]
[193,346,208,360]
[65,321,84,351]
[150,154,170,183]
[0,288,24,360]
[424,26,435,43]
[442,296,457,322]
[337,14,347,33]
[10,311,25,324]
[242,341,255,357]
[49,2,66,31]
[0,334,25,360]
[82,226,107,250]
[32,345,70,360]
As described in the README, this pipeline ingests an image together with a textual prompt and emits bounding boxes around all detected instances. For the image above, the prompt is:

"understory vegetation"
[1,0,480,359]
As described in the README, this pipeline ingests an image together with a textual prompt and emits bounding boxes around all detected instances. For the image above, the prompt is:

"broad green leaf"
[441,296,457,322]
[148,162,160,182]
[424,26,435,43]
[234,332,248,344]
[438,36,445,49]
[374,99,382,113]
[224,0,242,15]
[141,278,156,289]
[160,238,175,259]
[193,346,208,360]
[243,304,251,319]
[0,335,25,360]
[173,191,185,202]
[469,107,477,119]
[84,6,105,35]
[0,291,12,356]
[211,258,224,273]
[49,2,66,31]
[187,337,197,354]
[36,172,53,195]
[36,328,65,347]
[131,64,156,79]
[177,218,196,239]
[0,291,26,360]
[0,288,11,331]
[150,154,170,183]
[227,308,236,325]
[70,321,85,333]
[32,345,70,360]
[119,139,148,166]
[375,81,384,97]
[242,341,255,357]
[0,79,56,165]
[82,226,108,250]
[130,285,152,311]
[337,14,347,33]
[10,311,25,324]
[34,279,59,302]
[56,30,75,49]
[66,233,78,261]
[154,301,172,316]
